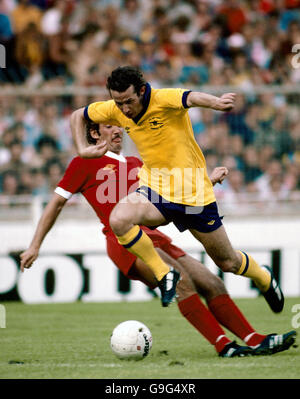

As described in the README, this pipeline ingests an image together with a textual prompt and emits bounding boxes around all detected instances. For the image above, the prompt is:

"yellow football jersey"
[84,84,216,206]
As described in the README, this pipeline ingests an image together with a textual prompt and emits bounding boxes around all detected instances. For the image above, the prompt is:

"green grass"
[0,297,299,379]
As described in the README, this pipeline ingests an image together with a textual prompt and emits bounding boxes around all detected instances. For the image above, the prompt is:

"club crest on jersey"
[149,117,164,130]
[103,164,117,173]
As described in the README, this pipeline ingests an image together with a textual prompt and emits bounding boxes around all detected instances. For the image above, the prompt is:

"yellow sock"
[236,251,271,292]
[117,226,170,281]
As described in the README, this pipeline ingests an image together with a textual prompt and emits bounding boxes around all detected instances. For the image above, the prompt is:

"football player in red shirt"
[20,122,296,357]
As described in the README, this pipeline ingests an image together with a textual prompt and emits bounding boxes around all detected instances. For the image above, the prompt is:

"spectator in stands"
[283,161,300,192]
[14,22,45,86]
[11,0,42,35]
[0,127,15,166]
[243,145,263,184]
[35,135,60,167]
[30,167,48,196]
[150,6,172,52]
[255,158,284,196]
[229,51,253,88]
[0,139,27,176]
[229,134,245,171]
[0,169,20,195]
[68,24,104,86]
[290,119,300,161]
[118,0,146,39]
[40,0,67,36]
[0,4,13,42]
[167,0,195,24]
[214,168,247,211]
[225,168,246,197]
[218,0,248,35]
[41,0,73,82]
[223,94,255,145]
[18,166,35,194]
[43,158,64,192]
[0,0,299,87]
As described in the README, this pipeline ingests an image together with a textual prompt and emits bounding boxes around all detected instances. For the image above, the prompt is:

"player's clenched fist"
[20,247,39,272]
[217,93,236,111]
[78,141,108,159]
[210,167,229,186]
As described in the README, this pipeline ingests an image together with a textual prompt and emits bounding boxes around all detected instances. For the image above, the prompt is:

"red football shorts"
[106,226,185,278]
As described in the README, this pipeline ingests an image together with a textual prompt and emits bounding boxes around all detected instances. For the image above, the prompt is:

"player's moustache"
[113,134,122,140]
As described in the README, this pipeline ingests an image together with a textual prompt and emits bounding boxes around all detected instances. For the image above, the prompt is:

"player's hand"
[210,166,228,186]
[79,141,108,159]
[20,247,39,272]
[216,93,236,112]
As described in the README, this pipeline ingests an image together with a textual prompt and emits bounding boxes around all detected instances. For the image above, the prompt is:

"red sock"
[244,332,268,347]
[178,294,231,353]
[208,294,266,345]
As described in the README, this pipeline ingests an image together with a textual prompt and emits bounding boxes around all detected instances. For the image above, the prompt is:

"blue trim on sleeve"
[83,106,93,122]
[182,90,192,108]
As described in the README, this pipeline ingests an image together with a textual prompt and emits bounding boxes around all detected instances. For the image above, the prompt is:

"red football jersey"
[55,151,143,235]
[55,150,186,276]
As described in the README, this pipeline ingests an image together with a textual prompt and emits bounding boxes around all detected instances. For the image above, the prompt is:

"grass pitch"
[0,297,299,379]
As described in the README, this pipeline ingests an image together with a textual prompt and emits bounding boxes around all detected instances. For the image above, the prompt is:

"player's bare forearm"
[70,108,108,158]
[20,194,67,271]
[187,92,236,112]
[32,195,66,246]
[70,108,88,156]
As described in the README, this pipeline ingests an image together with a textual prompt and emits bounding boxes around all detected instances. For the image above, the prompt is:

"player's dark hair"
[86,121,100,145]
[106,66,147,95]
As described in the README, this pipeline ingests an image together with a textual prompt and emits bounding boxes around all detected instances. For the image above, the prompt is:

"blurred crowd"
[0,0,300,204]
[1,0,300,87]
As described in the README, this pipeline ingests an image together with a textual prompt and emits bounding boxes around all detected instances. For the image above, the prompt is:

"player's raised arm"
[70,108,108,158]
[20,193,67,272]
[186,92,236,112]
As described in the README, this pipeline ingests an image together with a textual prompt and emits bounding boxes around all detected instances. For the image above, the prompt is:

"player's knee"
[218,257,240,274]
[207,275,227,296]
[195,274,227,301]
[176,272,196,302]
[109,210,130,236]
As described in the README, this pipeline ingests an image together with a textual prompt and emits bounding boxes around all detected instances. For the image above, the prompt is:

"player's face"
[110,85,145,119]
[99,124,123,153]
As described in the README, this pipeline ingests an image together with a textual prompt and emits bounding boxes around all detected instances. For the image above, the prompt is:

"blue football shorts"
[136,185,223,233]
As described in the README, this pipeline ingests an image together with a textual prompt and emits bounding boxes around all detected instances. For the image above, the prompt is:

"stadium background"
[1,0,300,303]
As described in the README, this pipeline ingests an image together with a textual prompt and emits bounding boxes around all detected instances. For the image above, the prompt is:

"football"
[110,320,153,360]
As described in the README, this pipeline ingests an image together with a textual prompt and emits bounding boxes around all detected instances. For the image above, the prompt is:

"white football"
[110,320,153,360]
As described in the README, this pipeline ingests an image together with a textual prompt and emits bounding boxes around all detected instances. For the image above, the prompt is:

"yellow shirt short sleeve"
[84,101,120,125]
[155,88,191,110]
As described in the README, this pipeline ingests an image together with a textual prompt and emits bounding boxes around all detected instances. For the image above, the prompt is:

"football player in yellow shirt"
[70,66,284,312]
